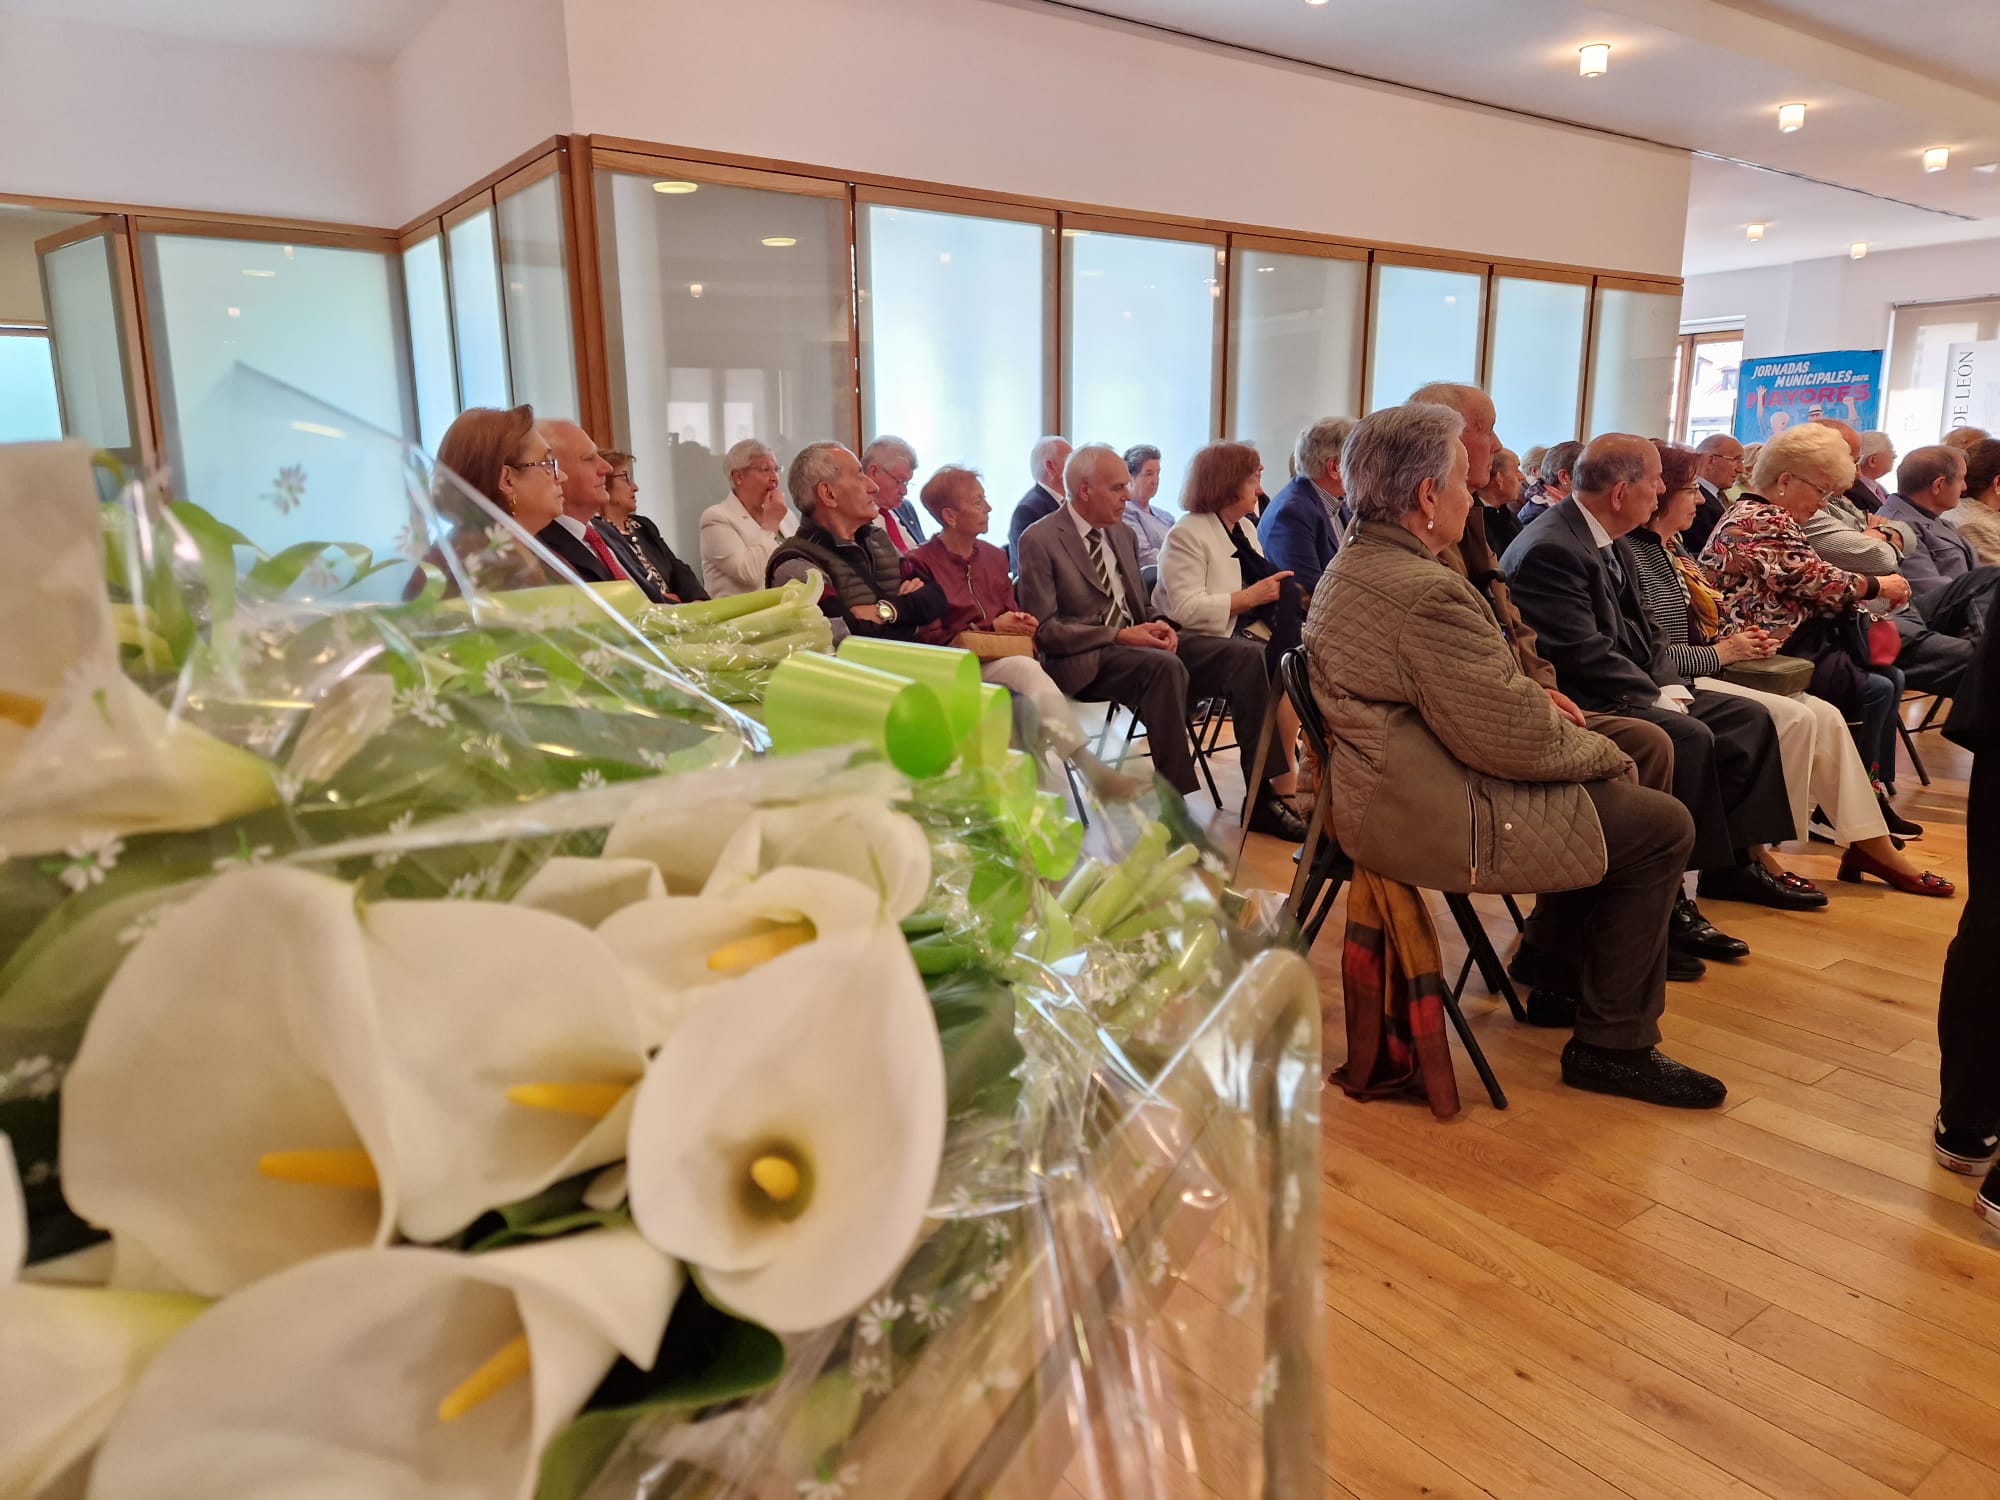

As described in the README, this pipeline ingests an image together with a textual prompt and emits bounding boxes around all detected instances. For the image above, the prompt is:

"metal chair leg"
[1444,893,1528,1022]
[1502,895,1526,932]
[1439,984,1509,1110]
[1898,719,1931,788]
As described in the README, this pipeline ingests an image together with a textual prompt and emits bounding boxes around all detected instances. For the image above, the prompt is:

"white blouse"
[1152,510,1262,637]
[700,494,796,597]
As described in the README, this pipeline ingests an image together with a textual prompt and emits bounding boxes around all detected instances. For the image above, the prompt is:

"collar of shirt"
[554,514,590,541]
[1067,501,1100,542]
[1575,502,1614,552]
[1697,479,1722,504]
[1039,481,1065,507]
[1123,500,1168,534]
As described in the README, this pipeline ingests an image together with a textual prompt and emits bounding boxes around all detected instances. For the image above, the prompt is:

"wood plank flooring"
[1215,720,1993,1499]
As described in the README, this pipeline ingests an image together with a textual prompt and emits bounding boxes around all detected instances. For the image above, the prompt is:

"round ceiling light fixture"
[1778,103,1806,133]
[761,236,798,247]
[1924,147,1951,173]
[1850,242,1869,259]
[1746,222,1767,242]
[653,181,699,195]
[1578,43,1610,78]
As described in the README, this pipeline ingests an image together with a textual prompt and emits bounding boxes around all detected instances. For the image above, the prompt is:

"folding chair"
[1104,698,1234,809]
[1276,650,1516,1109]
[1897,690,1948,788]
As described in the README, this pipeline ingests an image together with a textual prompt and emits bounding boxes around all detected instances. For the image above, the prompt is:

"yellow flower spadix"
[748,1154,801,1203]
[256,1151,379,1191]
[436,1334,531,1423]
[706,920,814,975]
[503,1083,629,1119]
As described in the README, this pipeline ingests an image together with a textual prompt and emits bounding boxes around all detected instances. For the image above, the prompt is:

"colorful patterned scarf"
[1332,868,1460,1120]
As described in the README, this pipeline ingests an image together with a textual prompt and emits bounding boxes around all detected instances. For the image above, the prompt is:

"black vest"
[768,520,903,614]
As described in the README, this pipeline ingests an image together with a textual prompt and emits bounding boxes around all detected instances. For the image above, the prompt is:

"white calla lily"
[625,928,945,1332]
[2,1133,21,1279]
[512,856,665,928]
[87,1230,679,1500]
[596,868,884,1046]
[63,867,647,1295]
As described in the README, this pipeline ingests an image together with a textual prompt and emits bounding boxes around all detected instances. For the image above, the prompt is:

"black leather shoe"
[1878,793,1924,840]
[1667,947,1706,982]
[1561,1040,1727,1109]
[1669,897,1749,961]
[1247,792,1307,842]
[1697,863,1825,912]
[1524,989,1578,1028]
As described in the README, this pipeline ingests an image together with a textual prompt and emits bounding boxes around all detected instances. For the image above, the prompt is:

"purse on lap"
[952,631,1033,659]
[1718,656,1814,695]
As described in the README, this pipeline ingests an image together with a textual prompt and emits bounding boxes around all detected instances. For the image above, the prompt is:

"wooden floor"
[1215,722,1994,1500]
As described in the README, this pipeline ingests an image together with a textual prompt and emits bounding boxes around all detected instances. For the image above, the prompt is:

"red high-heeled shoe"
[1838,847,1955,898]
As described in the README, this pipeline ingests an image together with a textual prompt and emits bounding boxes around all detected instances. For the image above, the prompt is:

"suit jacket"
[891,500,927,545]
[1500,500,1672,714]
[1257,475,1342,603]
[1879,493,1979,616]
[1848,476,1886,515]
[537,518,616,584]
[1684,480,1730,556]
[1015,507,1154,696]
[621,515,708,602]
[1007,485,1062,568]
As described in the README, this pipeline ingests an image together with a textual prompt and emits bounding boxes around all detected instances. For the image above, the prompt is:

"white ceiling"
[1048,0,2000,275]
[0,0,443,60]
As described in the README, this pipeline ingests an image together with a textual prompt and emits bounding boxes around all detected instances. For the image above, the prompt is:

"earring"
[1426,518,1435,530]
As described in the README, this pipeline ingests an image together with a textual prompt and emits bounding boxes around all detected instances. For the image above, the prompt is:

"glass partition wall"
[1227,239,1366,485]
[1366,256,1485,412]
[1586,282,1683,440]
[1486,271,1590,457]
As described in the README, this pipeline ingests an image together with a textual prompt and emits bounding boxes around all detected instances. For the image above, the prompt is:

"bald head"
[1065,444,1131,528]
[1811,417,1862,463]
[1571,433,1664,540]
[540,419,611,519]
[1408,382,1497,488]
[1694,432,1743,490]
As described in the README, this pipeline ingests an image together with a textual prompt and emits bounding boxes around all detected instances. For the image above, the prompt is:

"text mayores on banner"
[1734,349,1884,441]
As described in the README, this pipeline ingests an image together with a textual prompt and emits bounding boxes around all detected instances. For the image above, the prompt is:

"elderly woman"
[1304,403,1720,1109]
[1121,443,1173,570]
[600,449,706,602]
[699,438,795,597]
[1697,424,1933,888]
[1952,438,2000,567]
[419,404,564,595]
[1155,441,1303,798]
[1632,442,1949,897]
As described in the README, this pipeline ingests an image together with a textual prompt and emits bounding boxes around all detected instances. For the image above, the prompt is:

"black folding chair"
[1102,698,1234,809]
[1897,690,1948,788]
[1277,649,1517,1109]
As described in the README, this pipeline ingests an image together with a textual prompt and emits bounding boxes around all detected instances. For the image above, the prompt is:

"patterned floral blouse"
[1698,495,1867,641]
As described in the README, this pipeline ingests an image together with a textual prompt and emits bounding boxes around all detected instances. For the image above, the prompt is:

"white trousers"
[1693,678,1887,844]
[980,654,1086,756]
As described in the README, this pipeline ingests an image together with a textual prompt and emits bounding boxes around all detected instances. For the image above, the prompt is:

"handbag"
[951,631,1032,660]
[1865,615,1902,668]
[1778,611,1869,720]
[1719,656,1813,696]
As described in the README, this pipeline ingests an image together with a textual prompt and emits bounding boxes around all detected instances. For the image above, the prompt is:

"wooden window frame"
[1669,328,1745,445]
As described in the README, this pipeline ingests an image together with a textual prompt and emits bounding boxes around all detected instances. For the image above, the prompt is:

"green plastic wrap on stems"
[1056,857,1106,914]
[1074,821,1170,936]
[763,651,957,778]
[963,682,1012,769]
[1108,919,1224,1034]
[835,638,983,740]
[644,577,813,630]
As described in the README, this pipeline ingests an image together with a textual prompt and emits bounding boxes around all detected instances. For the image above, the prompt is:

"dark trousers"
[1179,632,1279,794]
[1895,610,1976,696]
[1074,645,1195,792]
[1940,748,1999,1133]
[1854,666,1901,784]
[1620,690,1794,869]
[1522,779,1695,1050]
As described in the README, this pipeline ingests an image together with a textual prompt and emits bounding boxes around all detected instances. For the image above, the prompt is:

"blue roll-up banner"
[1734,349,1884,441]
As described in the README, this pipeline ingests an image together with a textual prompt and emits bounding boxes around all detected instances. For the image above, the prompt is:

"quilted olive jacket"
[1302,521,1628,895]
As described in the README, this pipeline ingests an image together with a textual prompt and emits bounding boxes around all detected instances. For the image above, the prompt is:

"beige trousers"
[1693,677,1887,845]
[980,654,1086,756]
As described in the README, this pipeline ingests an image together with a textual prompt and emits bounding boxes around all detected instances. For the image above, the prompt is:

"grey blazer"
[1014,507,1154,696]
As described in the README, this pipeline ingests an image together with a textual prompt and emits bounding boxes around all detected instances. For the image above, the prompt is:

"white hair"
[861,434,917,472]
[1030,434,1070,485]
[787,442,850,517]
[1859,430,1895,462]
[1295,416,1358,483]
[1343,405,1465,525]
[725,438,775,477]
[1062,443,1120,503]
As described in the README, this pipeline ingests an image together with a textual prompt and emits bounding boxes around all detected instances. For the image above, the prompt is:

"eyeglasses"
[1784,474,1839,505]
[508,454,559,479]
[608,470,632,485]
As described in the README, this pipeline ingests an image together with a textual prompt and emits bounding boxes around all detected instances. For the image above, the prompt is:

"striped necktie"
[1087,527,1129,629]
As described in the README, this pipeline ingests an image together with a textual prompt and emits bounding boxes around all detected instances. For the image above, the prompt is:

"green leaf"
[165,500,257,645]
[534,1284,786,1500]
[244,540,374,596]
[929,971,1025,1119]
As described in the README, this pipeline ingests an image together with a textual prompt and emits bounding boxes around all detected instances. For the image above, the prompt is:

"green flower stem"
[899,913,952,939]
[908,934,979,977]
[1102,890,1216,944]
[647,584,794,629]
[1073,822,1169,936]
[1055,857,1105,915]
[1110,920,1223,1033]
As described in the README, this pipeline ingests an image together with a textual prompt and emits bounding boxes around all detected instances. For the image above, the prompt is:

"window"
[402,231,456,454]
[1366,259,1484,412]
[1228,242,1365,481]
[1062,224,1221,512]
[496,171,579,418]
[858,198,1054,540]
[1486,273,1588,454]
[595,165,855,559]
[1668,330,1742,446]
[40,230,141,459]
[1883,297,2000,451]
[138,231,412,559]
[0,327,62,443]
[447,205,510,412]
[1585,283,1682,438]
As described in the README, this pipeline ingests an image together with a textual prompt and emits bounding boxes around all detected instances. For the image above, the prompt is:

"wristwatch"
[874,599,899,625]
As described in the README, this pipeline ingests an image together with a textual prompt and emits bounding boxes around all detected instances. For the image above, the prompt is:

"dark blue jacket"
[1257,475,1344,603]
[1007,485,1062,570]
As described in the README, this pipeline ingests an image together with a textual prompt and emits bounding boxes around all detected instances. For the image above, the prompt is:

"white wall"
[562,0,1691,279]
[1683,238,2000,358]
[0,12,400,227]
[391,0,572,223]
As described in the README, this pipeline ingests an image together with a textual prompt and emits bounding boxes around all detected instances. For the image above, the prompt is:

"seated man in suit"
[1687,434,1743,554]
[861,434,925,552]
[1880,444,1999,640]
[1007,435,1071,570]
[537,420,637,588]
[1855,430,1896,512]
[1016,444,1305,838]
[1516,440,1579,527]
[1502,435,1809,965]
[767,441,947,644]
[1258,415,1355,604]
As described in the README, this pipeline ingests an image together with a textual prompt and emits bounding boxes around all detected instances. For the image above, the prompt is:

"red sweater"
[909,535,1020,643]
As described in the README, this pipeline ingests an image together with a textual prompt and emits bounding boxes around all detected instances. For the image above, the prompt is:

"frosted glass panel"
[497,175,579,418]
[1586,286,1682,437]
[448,207,510,411]
[1229,248,1364,476]
[402,233,456,454]
[1488,276,1588,455]
[141,233,410,558]
[1883,297,2000,450]
[1367,264,1483,411]
[0,332,61,442]
[858,203,1051,541]
[42,235,136,454]
[1063,230,1219,513]
[597,171,853,560]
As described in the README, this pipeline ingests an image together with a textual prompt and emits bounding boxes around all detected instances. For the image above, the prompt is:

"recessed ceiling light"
[688,282,703,298]
[226,307,241,318]
[1924,147,1951,172]
[761,236,797,248]
[939,252,952,265]
[1746,222,1767,241]
[1977,162,2000,175]
[1257,265,1275,273]
[1444,294,1458,306]
[242,268,276,278]
[1305,0,1329,6]
[1778,103,1806,133]
[1578,43,1609,78]
[1850,242,1869,259]
[653,180,699,195]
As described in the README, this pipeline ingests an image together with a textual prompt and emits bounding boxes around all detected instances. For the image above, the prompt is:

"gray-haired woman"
[1302,403,1723,1109]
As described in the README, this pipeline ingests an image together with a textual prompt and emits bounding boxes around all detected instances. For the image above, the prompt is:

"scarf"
[1669,539,1722,642]
[1332,868,1459,1120]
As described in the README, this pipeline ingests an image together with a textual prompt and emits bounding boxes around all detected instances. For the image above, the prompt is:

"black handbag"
[1779,611,1869,721]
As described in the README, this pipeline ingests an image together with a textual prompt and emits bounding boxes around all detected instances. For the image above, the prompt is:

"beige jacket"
[1302,521,1627,895]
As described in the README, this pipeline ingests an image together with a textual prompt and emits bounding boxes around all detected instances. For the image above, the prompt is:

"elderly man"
[1518,440,1580,526]
[1258,416,1355,603]
[1016,444,1303,837]
[1688,434,1744,553]
[701,439,795,597]
[1503,435,1806,953]
[1478,446,1527,555]
[535,420,662,596]
[1007,435,1072,569]
[1855,431,1896,512]
[862,435,924,550]
[767,442,945,643]
[1880,446,1999,634]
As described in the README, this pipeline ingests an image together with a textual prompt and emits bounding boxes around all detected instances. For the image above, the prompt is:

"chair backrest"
[1279,649,1330,764]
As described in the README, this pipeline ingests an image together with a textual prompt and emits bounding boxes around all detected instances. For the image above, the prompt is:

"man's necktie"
[1601,544,1625,593]
[1087,528,1129,629]
[584,525,631,582]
